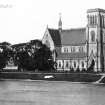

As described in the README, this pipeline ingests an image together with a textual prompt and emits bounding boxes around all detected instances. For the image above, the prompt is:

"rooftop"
[87,8,105,13]
[48,28,86,46]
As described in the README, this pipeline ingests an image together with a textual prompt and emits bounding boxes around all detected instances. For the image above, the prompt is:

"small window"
[72,47,75,52]
[58,61,62,68]
[68,46,71,53]
[91,31,95,42]
[64,47,68,53]
[46,40,50,47]
[64,48,66,52]
[79,47,84,52]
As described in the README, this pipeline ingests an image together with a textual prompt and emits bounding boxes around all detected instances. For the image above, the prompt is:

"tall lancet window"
[90,16,92,25]
[92,16,94,25]
[95,15,97,25]
[87,15,90,25]
[91,31,95,42]
[102,16,104,27]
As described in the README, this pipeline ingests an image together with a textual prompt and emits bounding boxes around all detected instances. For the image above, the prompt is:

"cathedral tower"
[86,8,105,72]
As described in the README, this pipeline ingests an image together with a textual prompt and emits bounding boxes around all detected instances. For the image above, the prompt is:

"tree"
[15,40,54,71]
[35,44,54,71]
[0,42,11,46]
[15,49,30,71]
[0,47,9,69]
[0,41,13,70]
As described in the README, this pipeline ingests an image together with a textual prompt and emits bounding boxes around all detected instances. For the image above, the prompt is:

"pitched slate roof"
[48,29,61,46]
[87,8,105,13]
[48,28,86,46]
[61,28,86,45]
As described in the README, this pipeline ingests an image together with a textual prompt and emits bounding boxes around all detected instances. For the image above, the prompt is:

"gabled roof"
[48,29,61,46]
[87,8,105,13]
[61,28,86,45]
[48,28,86,46]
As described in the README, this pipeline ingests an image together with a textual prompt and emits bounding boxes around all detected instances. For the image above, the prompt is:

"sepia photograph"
[0,0,105,105]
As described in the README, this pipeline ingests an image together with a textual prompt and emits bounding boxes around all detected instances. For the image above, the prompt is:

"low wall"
[0,72,101,82]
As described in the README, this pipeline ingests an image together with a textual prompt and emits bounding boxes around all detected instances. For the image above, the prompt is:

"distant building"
[42,8,105,72]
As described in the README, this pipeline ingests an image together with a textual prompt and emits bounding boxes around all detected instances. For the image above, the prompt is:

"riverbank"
[0,72,102,82]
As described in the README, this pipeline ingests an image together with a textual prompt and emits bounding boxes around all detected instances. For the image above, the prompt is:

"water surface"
[0,80,105,105]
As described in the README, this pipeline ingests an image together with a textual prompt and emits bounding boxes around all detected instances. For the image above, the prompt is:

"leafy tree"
[34,44,54,71]
[15,40,54,71]
[15,49,30,71]
[0,51,7,69]
[0,42,11,46]
[0,45,11,69]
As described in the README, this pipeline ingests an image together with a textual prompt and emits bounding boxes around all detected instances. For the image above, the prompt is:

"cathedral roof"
[87,8,105,13]
[61,28,86,45]
[48,29,61,46]
[48,28,86,46]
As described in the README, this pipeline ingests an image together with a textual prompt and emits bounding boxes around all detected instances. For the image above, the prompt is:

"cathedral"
[42,8,105,72]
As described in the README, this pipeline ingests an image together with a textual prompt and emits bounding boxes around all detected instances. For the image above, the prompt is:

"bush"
[15,40,54,71]
[0,47,11,69]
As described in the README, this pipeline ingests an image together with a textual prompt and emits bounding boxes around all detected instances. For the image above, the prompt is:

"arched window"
[102,16,104,27]
[79,46,84,52]
[46,40,50,48]
[90,16,92,25]
[65,61,69,68]
[92,16,94,25]
[101,15,104,27]
[104,17,105,27]
[91,31,95,42]
[74,61,76,67]
[72,47,75,52]
[94,15,97,25]
[58,61,62,68]
[87,15,89,24]
[64,47,68,53]
[82,61,84,68]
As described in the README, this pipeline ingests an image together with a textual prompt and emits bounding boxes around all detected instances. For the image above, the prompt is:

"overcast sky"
[0,0,105,44]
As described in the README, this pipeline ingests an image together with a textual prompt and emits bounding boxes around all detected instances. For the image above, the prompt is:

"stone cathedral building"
[42,8,105,72]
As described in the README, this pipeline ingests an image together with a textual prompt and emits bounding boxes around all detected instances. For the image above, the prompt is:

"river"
[0,80,105,105]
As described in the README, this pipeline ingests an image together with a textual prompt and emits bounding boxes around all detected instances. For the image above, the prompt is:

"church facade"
[42,8,105,72]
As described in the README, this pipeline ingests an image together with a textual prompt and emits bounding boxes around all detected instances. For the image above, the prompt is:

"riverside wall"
[0,72,101,82]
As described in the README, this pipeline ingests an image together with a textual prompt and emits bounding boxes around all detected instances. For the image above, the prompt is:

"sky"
[0,0,105,44]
